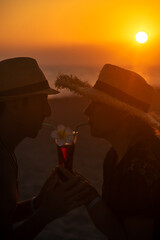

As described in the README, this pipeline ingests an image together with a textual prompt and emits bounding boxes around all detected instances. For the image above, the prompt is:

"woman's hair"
[104,103,156,137]
[127,113,155,136]
[119,107,156,139]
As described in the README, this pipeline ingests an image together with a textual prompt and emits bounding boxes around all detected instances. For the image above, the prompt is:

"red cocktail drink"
[56,131,78,170]
[57,143,75,170]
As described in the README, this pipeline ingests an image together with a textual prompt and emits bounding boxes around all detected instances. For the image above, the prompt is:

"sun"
[135,31,148,43]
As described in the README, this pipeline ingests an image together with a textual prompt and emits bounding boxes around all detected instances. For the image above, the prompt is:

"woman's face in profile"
[84,101,122,139]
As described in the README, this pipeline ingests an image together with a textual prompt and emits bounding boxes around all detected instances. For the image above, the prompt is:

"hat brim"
[0,87,59,102]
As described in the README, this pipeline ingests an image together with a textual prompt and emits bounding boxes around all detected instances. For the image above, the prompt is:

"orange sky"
[0,0,160,69]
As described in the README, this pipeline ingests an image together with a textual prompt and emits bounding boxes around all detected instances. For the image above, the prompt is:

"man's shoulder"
[0,142,17,180]
[0,141,12,163]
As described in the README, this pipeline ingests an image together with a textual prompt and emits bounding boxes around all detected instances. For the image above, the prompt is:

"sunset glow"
[1,0,160,70]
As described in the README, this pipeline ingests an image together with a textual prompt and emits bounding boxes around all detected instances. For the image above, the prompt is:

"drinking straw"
[73,122,89,142]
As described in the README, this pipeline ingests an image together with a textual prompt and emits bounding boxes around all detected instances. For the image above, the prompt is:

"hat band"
[0,81,50,96]
[94,81,150,112]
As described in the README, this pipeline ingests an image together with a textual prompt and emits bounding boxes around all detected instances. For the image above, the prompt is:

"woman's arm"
[124,216,154,240]
[87,199,127,240]
[59,167,154,240]
[87,199,154,240]
[58,167,127,239]
[88,165,155,240]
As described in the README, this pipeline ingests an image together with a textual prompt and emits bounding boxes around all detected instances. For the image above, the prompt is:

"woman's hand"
[34,168,58,209]
[34,167,92,219]
[39,172,93,220]
[34,166,100,221]
[57,166,100,206]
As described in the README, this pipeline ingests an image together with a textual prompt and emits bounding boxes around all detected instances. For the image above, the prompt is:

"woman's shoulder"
[122,135,160,186]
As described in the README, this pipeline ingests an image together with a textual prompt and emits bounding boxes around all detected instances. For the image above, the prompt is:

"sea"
[41,64,101,99]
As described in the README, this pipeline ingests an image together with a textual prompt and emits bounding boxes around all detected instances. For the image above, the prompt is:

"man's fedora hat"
[55,64,160,130]
[0,57,59,101]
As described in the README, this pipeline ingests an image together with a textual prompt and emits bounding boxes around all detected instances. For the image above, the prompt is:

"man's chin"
[29,125,42,138]
[30,133,38,138]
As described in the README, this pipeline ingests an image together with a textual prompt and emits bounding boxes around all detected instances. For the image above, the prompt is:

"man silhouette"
[0,57,89,239]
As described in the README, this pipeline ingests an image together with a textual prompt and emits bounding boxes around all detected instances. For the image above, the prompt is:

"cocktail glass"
[55,131,78,171]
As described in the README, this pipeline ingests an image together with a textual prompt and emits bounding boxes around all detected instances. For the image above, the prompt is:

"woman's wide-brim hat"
[0,57,59,101]
[55,64,160,130]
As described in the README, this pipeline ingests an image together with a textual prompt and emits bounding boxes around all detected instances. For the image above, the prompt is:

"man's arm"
[13,197,39,222]
[10,206,53,240]
[13,168,59,222]
[4,174,91,239]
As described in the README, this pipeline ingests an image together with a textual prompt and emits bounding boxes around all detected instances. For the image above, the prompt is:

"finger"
[76,173,89,183]
[54,165,59,173]
[62,176,80,190]
[73,198,91,206]
[40,173,56,192]
[48,168,56,178]
[68,185,91,201]
[57,175,63,185]
[67,201,83,211]
[46,174,58,191]
[43,171,56,189]
[51,169,56,176]
[65,196,89,209]
[71,187,91,201]
[66,182,88,197]
[71,169,82,178]
[58,165,74,179]
[70,168,78,176]
[71,169,89,183]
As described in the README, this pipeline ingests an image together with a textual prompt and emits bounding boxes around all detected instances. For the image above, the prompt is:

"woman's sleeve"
[116,170,151,217]
[150,178,160,217]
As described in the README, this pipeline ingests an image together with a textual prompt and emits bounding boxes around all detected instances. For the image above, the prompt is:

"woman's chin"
[90,128,100,138]
[90,127,107,139]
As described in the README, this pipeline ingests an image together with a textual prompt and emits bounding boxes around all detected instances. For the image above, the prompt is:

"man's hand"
[57,166,100,206]
[34,168,58,209]
[39,172,92,220]
[34,166,100,221]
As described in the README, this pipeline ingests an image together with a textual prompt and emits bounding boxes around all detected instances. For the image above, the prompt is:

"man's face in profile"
[16,94,51,138]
